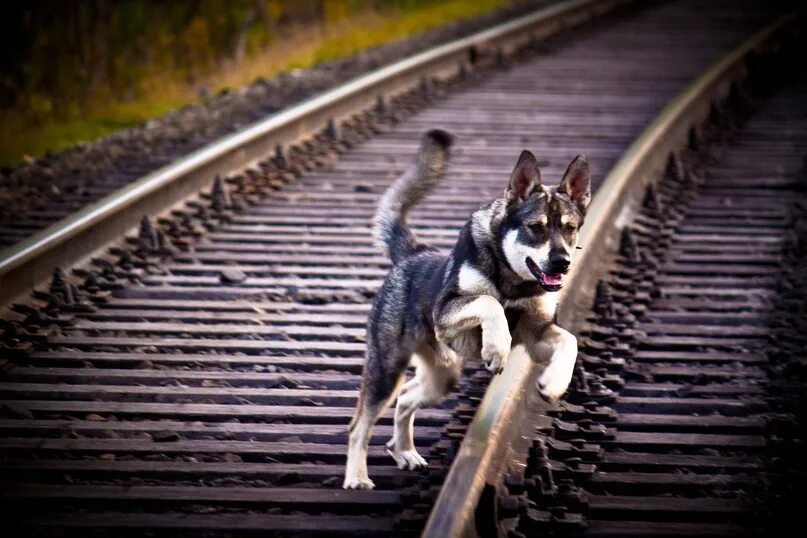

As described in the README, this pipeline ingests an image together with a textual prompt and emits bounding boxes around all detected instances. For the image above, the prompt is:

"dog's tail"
[373,129,453,264]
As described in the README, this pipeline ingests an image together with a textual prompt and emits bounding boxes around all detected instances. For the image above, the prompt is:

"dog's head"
[499,151,591,292]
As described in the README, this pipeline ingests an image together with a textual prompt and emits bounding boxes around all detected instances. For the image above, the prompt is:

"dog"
[343,129,591,490]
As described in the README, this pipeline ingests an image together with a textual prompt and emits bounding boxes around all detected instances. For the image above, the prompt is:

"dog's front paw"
[537,328,578,401]
[387,447,428,471]
[343,475,375,490]
[482,330,512,374]
[537,357,575,401]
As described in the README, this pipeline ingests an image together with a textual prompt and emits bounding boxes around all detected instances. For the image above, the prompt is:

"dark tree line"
[0,0,438,123]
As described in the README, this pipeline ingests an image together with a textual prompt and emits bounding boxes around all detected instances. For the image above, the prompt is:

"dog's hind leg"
[343,395,385,490]
[344,351,407,490]
[387,372,428,471]
[387,349,461,471]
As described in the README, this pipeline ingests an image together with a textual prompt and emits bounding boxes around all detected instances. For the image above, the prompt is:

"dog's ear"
[506,150,541,202]
[559,155,591,213]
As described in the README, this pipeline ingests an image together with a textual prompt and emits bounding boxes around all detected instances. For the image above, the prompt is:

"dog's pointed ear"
[559,154,591,213]
[506,151,541,202]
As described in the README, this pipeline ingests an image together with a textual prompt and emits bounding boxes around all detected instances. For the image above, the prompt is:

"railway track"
[494,53,807,537]
[0,0,804,536]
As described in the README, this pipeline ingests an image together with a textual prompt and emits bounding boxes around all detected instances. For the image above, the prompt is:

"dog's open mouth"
[525,257,564,291]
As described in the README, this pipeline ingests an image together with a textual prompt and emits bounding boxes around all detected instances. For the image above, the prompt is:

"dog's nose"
[548,252,571,273]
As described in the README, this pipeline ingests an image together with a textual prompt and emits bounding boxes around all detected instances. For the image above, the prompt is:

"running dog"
[343,129,591,489]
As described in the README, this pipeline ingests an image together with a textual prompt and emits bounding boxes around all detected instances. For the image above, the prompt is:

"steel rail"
[0,0,630,308]
[421,6,804,537]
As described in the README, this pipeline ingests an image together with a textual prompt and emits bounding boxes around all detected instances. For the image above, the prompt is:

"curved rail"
[0,0,629,308]
[421,6,804,537]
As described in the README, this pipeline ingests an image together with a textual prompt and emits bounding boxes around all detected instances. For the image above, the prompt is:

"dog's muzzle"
[525,257,565,292]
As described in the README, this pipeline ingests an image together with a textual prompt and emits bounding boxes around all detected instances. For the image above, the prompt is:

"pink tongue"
[542,273,563,285]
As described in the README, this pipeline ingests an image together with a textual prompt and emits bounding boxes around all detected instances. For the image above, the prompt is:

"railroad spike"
[594,280,616,320]
[588,379,612,400]
[155,230,174,255]
[83,271,100,291]
[65,283,79,306]
[118,250,134,270]
[324,118,339,141]
[665,152,684,183]
[49,267,73,304]
[533,438,549,461]
[619,228,639,263]
[138,215,157,250]
[467,45,479,66]
[211,175,231,210]
[574,364,589,392]
[643,183,662,214]
[274,144,287,170]
[49,267,66,293]
[532,439,556,494]
[374,94,387,116]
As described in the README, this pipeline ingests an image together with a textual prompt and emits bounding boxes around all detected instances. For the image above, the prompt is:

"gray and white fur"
[344,129,591,489]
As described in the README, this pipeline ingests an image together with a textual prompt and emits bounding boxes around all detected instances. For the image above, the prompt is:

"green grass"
[0,0,509,166]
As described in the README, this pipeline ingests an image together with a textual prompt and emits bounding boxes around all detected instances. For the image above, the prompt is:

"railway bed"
[1,0,805,536]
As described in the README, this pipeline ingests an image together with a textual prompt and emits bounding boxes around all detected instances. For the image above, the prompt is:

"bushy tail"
[372,129,453,264]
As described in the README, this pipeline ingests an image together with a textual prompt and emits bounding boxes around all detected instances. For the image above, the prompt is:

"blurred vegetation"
[0,0,510,165]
